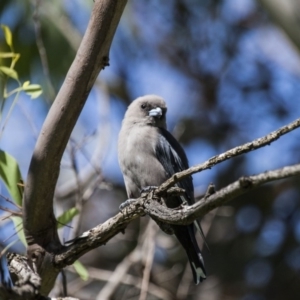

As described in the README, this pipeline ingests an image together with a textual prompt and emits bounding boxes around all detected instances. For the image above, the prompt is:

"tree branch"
[95,220,151,300]
[53,117,300,267]
[146,164,300,225]
[157,117,300,193]
[22,0,127,295]
[256,0,300,53]
[54,163,300,268]
[68,266,174,300]
[7,115,300,295]
[1,253,79,299]
[54,200,145,268]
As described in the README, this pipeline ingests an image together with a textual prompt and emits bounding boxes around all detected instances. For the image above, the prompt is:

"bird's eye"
[141,104,146,109]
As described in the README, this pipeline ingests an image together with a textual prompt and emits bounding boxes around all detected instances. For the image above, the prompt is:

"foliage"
[0,149,23,206]
[0,24,42,139]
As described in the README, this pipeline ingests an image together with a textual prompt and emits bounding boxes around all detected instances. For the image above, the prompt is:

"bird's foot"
[180,199,188,207]
[140,186,157,194]
[119,198,136,210]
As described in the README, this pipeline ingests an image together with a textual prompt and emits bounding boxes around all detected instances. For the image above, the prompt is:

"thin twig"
[54,163,300,268]
[157,117,300,193]
[42,2,82,51]
[68,142,84,240]
[96,219,151,300]
[67,265,173,300]
[32,0,56,101]
[139,222,157,300]
[0,195,21,210]
[0,206,22,217]
[67,276,92,296]
[18,102,39,139]
[95,245,141,300]
[56,84,110,200]
[147,164,300,225]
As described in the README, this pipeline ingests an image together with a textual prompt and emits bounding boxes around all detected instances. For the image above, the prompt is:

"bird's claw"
[140,186,157,194]
[119,199,136,211]
[181,200,188,206]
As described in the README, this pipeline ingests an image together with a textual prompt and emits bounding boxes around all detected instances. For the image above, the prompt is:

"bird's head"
[125,95,167,128]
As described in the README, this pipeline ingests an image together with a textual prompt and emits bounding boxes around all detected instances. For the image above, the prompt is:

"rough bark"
[22,0,127,295]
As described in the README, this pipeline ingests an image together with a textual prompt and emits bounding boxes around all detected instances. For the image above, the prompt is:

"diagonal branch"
[54,163,300,268]
[54,200,145,268]
[53,119,300,268]
[157,117,300,193]
[24,0,127,247]
[147,163,300,225]
[21,0,127,295]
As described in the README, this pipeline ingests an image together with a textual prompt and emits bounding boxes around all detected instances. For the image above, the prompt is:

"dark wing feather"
[156,127,207,282]
[155,127,194,205]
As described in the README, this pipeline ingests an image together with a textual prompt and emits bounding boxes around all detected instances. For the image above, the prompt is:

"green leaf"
[73,260,89,281]
[0,66,18,80]
[11,216,27,246]
[1,25,13,48]
[57,207,79,228]
[11,53,20,68]
[22,81,30,88]
[22,84,43,99]
[0,52,16,58]
[0,150,23,206]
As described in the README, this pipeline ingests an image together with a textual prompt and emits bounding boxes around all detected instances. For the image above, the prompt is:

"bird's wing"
[155,127,194,205]
[156,127,208,250]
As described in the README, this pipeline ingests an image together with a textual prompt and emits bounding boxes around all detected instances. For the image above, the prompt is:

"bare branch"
[33,0,56,101]
[24,0,127,246]
[68,266,174,300]
[257,0,300,53]
[22,0,127,295]
[2,253,79,300]
[54,163,300,268]
[139,222,157,300]
[0,253,41,300]
[148,164,300,225]
[157,117,300,193]
[54,200,145,268]
[96,220,150,300]
[68,142,84,241]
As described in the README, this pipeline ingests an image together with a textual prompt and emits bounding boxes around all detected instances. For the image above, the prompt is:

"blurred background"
[1,0,300,299]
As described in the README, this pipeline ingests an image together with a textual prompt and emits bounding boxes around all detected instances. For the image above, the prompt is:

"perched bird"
[118,95,206,284]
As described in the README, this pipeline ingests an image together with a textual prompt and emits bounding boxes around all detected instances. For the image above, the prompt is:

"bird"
[118,94,206,284]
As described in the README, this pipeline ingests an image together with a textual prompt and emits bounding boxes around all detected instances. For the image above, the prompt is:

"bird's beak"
[149,107,162,118]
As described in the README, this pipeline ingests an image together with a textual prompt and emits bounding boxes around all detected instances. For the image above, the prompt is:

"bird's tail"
[174,225,206,284]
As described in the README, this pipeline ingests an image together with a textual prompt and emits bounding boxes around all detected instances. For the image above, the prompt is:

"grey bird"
[118,95,206,284]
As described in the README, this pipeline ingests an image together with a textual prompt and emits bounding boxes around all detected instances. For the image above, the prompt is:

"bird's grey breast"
[118,124,167,196]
